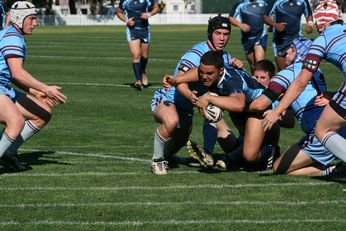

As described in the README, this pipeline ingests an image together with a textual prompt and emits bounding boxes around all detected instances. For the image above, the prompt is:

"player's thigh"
[0,95,23,125]
[315,104,346,141]
[154,102,179,126]
[140,42,149,58]
[274,144,316,174]
[243,117,265,159]
[15,94,52,123]
[128,40,141,59]
[254,44,265,62]
[245,52,255,67]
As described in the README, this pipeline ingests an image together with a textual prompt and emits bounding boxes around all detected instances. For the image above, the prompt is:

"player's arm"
[174,69,200,104]
[262,69,313,131]
[4,11,10,28]
[141,1,160,19]
[8,57,67,104]
[197,92,246,114]
[116,4,135,26]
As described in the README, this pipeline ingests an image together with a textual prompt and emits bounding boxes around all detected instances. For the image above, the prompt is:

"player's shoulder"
[0,26,23,43]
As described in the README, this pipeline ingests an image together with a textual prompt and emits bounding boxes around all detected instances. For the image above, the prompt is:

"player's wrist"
[147,13,152,18]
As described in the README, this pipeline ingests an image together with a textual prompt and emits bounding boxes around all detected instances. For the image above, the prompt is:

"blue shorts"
[330,82,346,119]
[299,126,346,166]
[0,84,20,102]
[126,27,150,43]
[151,88,194,128]
[273,36,298,57]
[242,34,267,54]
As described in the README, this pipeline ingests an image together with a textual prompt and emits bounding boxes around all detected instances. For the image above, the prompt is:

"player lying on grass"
[165,50,279,171]
[249,38,346,176]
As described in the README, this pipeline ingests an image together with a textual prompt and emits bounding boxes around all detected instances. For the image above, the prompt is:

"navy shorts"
[126,27,150,43]
[242,34,267,54]
[273,36,298,57]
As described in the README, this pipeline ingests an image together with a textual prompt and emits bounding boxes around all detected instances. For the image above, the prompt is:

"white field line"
[0,182,335,191]
[0,200,344,208]
[46,82,142,88]
[0,219,345,226]
[31,55,176,62]
[20,148,151,163]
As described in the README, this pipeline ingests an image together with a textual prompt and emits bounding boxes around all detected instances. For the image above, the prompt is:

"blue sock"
[203,120,217,154]
[140,57,148,73]
[132,62,142,81]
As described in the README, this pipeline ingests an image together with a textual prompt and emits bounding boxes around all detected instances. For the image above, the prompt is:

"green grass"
[0,25,345,230]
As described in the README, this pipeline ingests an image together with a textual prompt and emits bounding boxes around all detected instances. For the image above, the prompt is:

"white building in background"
[162,0,202,14]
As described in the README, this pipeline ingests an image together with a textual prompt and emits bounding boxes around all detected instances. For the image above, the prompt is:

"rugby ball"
[204,92,223,123]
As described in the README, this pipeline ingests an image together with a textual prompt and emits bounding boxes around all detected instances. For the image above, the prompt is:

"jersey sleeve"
[303,36,325,72]
[264,68,295,102]
[177,50,203,73]
[303,0,313,18]
[118,0,125,10]
[1,33,25,59]
[229,0,243,17]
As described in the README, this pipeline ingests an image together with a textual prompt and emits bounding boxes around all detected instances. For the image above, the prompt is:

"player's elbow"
[232,102,245,112]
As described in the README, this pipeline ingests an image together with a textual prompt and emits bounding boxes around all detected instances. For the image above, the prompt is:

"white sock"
[321,132,346,162]
[0,132,15,157]
[7,120,40,154]
[153,129,170,160]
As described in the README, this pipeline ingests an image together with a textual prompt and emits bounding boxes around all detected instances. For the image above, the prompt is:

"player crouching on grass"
[0,1,67,172]
[165,50,280,171]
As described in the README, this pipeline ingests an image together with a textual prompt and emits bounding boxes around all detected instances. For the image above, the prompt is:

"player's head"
[10,1,37,34]
[207,14,231,51]
[253,60,276,88]
[285,38,312,65]
[199,50,224,87]
[313,0,342,33]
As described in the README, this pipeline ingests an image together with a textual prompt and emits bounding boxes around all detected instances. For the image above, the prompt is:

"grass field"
[0,25,345,230]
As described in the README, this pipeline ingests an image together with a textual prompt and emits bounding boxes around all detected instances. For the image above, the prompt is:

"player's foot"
[215,159,227,170]
[142,73,149,87]
[151,158,169,175]
[0,152,28,172]
[330,162,346,177]
[186,140,214,168]
[134,80,143,91]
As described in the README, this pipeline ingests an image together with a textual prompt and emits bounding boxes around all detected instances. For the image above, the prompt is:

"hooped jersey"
[0,25,26,86]
[118,0,156,29]
[268,62,327,133]
[229,0,267,39]
[303,24,346,76]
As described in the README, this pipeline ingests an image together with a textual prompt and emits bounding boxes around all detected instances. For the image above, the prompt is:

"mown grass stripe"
[0,200,344,208]
[0,182,335,191]
[0,219,345,226]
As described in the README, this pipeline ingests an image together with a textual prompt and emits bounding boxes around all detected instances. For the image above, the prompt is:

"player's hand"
[314,94,330,107]
[44,86,67,104]
[189,90,199,105]
[126,17,135,26]
[262,109,280,131]
[230,58,244,69]
[306,25,313,34]
[140,13,151,20]
[274,22,287,32]
[239,23,251,33]
[196,94,209,116]
[163,75,175,90]
[34,91,59,108]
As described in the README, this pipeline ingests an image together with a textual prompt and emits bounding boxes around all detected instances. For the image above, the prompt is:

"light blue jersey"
[270,62,326,133]
[304,24,346,77]
[0,25,26,87]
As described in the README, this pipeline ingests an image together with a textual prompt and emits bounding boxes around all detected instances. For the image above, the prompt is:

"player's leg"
[245,52,256,74]
[128,38,143,90]
[151,101,179,174]
[242,117,266,162]
[7,94,52,156]
[140,41,150,87]
[273,143,329,176]
[0,95,24,156]
[315,90,346,162]
[216,119,237,153]
[254,44,265,64]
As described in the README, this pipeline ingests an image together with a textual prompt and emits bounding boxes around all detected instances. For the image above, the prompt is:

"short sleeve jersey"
[268,62,327,133]
[303,24,346,77]
[0,25,26,86]
[209,67,265,103]
[229,0,267,38]
[118,0,156,29]
[269,0,312,39]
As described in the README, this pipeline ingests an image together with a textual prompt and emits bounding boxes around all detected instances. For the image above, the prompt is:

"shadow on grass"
[18,150,71,166]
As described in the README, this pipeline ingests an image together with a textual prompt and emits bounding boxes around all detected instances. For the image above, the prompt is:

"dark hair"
[200,50,224,69]
[207,14,231,41]
[253,59,276,78]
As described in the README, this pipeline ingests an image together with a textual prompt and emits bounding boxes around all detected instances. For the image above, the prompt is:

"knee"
[243,149,258,162]
[7,115,25,137]
[163,116,179,132]
[314,124,329,142]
